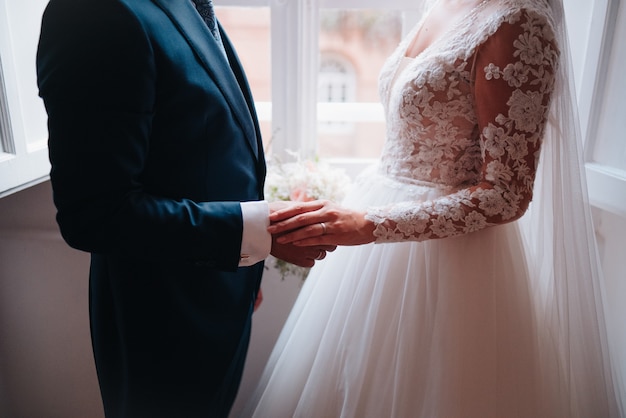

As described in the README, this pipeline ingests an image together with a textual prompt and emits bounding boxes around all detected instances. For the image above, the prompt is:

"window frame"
[317,52,358,134]
[0,0,51,198]
[220,0,420,168]
[573,0,626,218]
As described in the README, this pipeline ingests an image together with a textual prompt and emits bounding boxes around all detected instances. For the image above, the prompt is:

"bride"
[246,0,623,416]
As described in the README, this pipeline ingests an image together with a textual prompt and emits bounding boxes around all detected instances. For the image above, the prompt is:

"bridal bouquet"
[264,153,352,280]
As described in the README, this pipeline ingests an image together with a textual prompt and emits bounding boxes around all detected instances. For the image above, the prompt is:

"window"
[212,5,273,151]
[316,9,402,160]
[318,55,355,106]
[218,0,421,175]
[0,0,51,197]
[0,55,14,156]
[317,54,357,135]
[569,0,626,218]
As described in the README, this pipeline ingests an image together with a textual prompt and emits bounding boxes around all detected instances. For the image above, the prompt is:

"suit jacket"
[36,0,266,416]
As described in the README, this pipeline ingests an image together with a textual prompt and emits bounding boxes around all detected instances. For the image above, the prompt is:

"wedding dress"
[245,0,623,416]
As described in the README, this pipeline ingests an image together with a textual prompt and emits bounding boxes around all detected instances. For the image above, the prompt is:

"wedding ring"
[315,250,325,260]
[320,222,327,235]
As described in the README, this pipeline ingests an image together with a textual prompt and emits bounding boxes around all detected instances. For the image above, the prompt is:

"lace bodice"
[366,0,558,242]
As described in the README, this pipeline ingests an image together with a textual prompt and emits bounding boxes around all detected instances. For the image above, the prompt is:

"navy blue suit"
[36,0,266,416]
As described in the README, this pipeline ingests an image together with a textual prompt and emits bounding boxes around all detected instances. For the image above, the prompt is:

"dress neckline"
[386,56,415,105]
[403,0,491,59]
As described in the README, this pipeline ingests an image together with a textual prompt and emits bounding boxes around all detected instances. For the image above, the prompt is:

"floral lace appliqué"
[366,2,558,243]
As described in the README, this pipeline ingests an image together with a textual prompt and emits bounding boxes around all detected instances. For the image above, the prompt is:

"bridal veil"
[519,0,623,415]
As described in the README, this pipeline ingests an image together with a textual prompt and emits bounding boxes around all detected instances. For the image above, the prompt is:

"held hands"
[268,201,337,267]
[268,200,376,247]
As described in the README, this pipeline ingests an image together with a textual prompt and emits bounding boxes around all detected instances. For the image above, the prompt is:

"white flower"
[429,67,448,91]
[433,193,473,221]
[264,154,351,204]
[505,132,529,161]
[500,201,520,220]
[507,89,545,133]
[485,160,514,185]
[475,188,507,216]
[463,211,488,233]
[502,61,529,88]
[482,123,507,159]
[431,215,456,237]
[514,32,545,66]
[484,63,501,80]
[264,153,352,280]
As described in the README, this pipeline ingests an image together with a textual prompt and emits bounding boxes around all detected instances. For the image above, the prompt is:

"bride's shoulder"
[486,0,555,23]
[476,0,557,40]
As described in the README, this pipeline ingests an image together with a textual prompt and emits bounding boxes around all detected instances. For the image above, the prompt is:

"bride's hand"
[268,200,376,247]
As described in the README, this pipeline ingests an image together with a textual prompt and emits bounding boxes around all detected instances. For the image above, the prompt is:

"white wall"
[0,182,101,418]
[594,208,626,395]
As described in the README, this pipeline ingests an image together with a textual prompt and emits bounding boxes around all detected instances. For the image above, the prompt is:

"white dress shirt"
[239,201,271,266]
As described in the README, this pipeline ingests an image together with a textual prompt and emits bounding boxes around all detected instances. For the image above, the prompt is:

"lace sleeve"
[366,10,559,242]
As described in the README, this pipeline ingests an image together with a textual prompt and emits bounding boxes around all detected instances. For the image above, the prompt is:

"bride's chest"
[383,52,477,127]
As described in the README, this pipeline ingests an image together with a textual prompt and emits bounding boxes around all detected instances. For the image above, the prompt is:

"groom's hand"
[269,238,336,267]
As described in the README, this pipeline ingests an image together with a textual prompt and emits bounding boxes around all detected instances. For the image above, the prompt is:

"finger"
[292,237,331,247]
[292,258,315,268]
[275,222,327,244]
[269,202,312,220]
[269,201,325,222]
[269,212,327,235]
[253,288,263,312]
[314,249,326,260]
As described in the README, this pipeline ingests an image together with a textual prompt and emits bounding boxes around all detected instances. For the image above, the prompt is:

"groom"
[36,0,331,416]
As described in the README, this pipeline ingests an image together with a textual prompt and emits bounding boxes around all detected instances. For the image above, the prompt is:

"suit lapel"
[152,0,260,160]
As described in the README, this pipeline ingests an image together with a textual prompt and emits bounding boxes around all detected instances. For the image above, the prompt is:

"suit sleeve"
[36,0,252,270]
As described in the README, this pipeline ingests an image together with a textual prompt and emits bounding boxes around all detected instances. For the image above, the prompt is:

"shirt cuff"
[239,201,271,267]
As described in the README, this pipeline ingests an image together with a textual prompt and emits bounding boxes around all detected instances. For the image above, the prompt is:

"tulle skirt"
[243,170,611,418]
